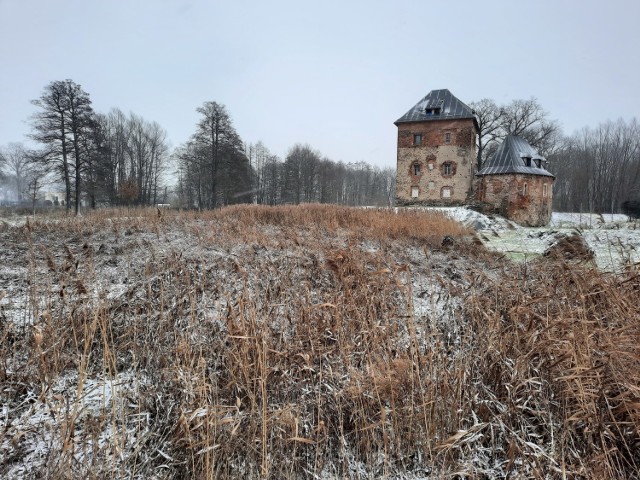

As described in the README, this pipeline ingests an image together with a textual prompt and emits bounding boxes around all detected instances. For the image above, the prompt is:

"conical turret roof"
[477,135,554,177]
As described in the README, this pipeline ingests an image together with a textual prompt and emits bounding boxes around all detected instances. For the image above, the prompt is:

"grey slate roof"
[395,89,476,124]
[476,135,554,177]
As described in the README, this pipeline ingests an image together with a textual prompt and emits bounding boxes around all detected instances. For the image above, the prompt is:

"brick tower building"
[475,135,554,226]
[394,89,478,206]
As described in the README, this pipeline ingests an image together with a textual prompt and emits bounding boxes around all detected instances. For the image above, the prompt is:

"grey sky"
[1,0,639,168]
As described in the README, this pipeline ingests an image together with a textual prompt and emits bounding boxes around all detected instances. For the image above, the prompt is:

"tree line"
[1,80,394,213]
[549,119,640,214]
[0,80,172,213]
[175,130,395,209]
[2,80,638,214]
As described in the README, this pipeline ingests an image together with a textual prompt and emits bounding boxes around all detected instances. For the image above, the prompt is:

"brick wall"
[475,174,554,226]
[396,119,476,206]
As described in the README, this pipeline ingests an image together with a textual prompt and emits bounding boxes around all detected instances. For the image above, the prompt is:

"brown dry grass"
[0,205,638,479]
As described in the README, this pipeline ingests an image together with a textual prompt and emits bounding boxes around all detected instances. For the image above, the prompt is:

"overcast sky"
[1,0,639,168]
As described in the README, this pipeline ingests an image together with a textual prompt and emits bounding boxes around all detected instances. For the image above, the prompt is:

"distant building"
[475,135,554,226]
[394,89,478,206]
[42,191,65,206]
[394,89,555,226]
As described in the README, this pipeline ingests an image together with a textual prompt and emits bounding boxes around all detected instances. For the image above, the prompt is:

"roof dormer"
[425,99,444,116]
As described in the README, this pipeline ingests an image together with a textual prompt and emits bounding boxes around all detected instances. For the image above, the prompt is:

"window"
[428,162,434,170]
[443,162,452,175]
[523,183,528,196]
[428,181,435,190]
[534,159,542,168]
[426,107,441,116]
[413,134,422,146]
[523,157,532,167]
[441,187,451,198]
[444,132,451,144]
[411,186,419,198]
[412,163,421,176]
[543,183,548,198]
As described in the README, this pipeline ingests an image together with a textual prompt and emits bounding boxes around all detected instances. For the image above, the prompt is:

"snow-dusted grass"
[1,205,639,479]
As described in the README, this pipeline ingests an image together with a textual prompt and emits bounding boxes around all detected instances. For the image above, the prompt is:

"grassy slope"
[0,205,638,479]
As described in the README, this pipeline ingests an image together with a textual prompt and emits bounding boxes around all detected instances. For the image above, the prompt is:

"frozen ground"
[428,207,640,272]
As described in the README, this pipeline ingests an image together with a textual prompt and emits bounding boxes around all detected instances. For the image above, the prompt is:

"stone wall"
[475,174,554,226]
[396,119,476,206]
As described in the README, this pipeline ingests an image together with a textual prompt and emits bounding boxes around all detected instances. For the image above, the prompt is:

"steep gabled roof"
[394,89,476,125]
[477,135,554,177]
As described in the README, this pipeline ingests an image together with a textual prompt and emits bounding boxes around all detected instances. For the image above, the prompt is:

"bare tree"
[469,98,503,170]
[501,98,562,156]
[470,97,562,168]
[192,102,244,208]
[282,144,322,204]
[0,143,32,202]
[25,167,49,215]
[30,80,95,214]
[176,102,249,209]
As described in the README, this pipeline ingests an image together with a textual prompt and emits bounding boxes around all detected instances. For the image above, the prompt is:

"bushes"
[622,199,640,219]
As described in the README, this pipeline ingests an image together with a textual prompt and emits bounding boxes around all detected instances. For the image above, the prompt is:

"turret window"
[444,132,451,144]
[443,162,452,175]
[413,134,422,146]
[412,163,421,176]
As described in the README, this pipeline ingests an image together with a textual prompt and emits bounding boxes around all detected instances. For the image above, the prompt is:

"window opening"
[523,183,528,196]
[441,187,451,198]
[445,132,451,144]
[443,163,452,175]
[413,134,422,146]
[412,164,421,176]
[411,186,419,198]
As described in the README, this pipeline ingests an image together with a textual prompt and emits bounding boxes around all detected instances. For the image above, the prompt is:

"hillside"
[1,205,639,479]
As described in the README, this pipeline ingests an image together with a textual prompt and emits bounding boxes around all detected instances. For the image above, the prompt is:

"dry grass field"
[0,205,639,479]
